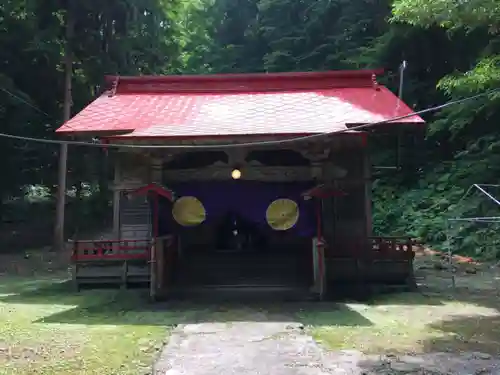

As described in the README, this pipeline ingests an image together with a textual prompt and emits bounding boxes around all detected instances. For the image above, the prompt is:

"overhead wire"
[0,85,83,133]
[0,87,52,118]
[0,85,498,150]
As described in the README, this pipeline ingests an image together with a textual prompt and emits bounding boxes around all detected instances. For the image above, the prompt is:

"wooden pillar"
[156,237,166,298]
[321,160,336,246]
[150,156,163,184]
[112,156,122,239]
[307,154,328,298]
[363,149,372,237]
[150,156,163,299]
[150,239,157,300]
[150,157,163,239]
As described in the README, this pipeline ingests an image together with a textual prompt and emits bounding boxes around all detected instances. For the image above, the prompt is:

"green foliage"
[371,0,500,258]
[0,0,188,240]
[1,0,499,257]
[438,56,500,94]
[184,0,394,73]
[391,0,500,33]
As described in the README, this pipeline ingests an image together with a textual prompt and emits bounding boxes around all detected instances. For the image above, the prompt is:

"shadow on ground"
[3,261,500,356]
[352,313,500,375]
[0,279,376,327]
[0,277,384,327]
[349,285,500,357]
[426,314,500,354]
[0,276,475,329]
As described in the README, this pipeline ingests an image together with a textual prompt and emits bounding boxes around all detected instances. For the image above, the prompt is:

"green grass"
[0,274,292,375]
[3,262,500,374]
[300,292,500,355]
[297,257,500,355]
[0,275,180,375]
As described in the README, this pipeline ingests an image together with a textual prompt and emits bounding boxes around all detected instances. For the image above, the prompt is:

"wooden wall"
[112,152,157,240]
[322,145,371,257]
[109,138,372,252]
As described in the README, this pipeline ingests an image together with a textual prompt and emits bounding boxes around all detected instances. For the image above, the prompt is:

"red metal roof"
[56,70,424,137]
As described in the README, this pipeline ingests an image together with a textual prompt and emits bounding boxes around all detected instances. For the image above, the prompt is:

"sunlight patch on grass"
[0,276,176,375]
[301,293,500,355]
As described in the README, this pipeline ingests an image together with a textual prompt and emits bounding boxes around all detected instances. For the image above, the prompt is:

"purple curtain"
[167,181,316,237]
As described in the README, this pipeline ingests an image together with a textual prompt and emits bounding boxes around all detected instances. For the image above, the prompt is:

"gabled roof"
[128,183,175,201]
[56,70,424,138]
[301,184,346,200]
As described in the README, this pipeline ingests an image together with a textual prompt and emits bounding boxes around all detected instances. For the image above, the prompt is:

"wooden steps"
[174,249,312,290]
[168,284,315,302]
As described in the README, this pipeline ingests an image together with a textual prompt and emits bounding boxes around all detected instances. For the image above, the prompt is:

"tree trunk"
[53,0,74,252]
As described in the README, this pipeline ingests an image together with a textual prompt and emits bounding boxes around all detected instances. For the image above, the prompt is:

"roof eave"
[102,132,367,144]
[55,128,134,137]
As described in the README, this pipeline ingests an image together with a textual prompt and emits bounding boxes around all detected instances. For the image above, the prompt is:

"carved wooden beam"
[225,149,248,166]
[148,149,184,164]
[163,164,312,182]
[295,142,331,162]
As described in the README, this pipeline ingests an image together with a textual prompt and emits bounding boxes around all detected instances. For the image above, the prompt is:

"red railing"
[327,236,414,258]
[369,236,414,259]
[71,239,152,261]
[370,236,412,252]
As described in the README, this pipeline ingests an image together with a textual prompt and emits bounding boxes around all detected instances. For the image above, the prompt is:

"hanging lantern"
[231,168,242,180]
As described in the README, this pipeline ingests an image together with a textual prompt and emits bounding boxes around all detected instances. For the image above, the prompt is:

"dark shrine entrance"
[162,181,315,292]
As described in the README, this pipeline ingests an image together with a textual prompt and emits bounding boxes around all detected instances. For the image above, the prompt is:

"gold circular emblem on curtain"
[172,196,206,227]
[266,198,299,231]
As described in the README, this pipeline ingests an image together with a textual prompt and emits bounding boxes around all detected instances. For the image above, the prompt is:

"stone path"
[153,320,500,375]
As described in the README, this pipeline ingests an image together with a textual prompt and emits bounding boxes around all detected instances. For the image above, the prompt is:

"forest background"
[0,0,499,257]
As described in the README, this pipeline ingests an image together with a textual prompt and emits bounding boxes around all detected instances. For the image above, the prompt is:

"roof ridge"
[107,71,384,95]
[105,69,383,83]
